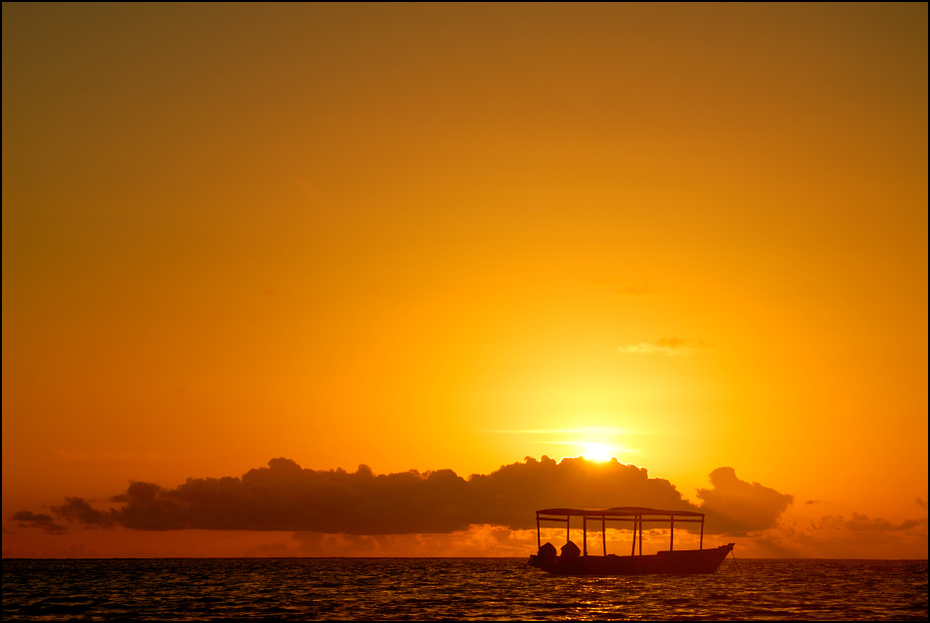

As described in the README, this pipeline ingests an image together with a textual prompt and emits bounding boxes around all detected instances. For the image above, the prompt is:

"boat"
[528,507,735,575]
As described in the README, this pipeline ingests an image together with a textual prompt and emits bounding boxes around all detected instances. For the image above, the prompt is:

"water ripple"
[2,558,927,620]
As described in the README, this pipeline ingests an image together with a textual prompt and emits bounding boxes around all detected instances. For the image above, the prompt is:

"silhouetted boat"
[528,507,735,575]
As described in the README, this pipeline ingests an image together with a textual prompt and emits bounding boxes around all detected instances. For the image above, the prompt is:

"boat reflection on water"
[528,507,735,575]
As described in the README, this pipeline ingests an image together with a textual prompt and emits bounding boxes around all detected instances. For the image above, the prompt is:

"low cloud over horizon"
[13,456,790,537]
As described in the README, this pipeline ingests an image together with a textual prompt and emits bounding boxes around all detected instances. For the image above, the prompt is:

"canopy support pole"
[602,516,607,556]
[630,518,636,556]
[583,516,587,556]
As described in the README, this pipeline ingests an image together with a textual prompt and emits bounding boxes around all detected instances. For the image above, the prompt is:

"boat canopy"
[535,507,705,556]
[537,507,704,518]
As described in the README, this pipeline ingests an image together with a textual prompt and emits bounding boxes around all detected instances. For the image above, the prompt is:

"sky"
[2,3,927,559]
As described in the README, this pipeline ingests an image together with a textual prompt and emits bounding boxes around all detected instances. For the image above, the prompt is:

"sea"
[2,558,927,620]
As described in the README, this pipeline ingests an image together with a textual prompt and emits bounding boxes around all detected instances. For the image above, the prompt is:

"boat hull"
[529,543,735,576]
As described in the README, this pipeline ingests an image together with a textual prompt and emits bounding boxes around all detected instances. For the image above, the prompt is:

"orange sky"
[3,3,927,558]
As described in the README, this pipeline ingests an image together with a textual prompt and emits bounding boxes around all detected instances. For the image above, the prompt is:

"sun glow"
[582,443,614,462]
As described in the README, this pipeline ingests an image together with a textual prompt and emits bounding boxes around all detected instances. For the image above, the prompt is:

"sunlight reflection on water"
[2,557,927,620]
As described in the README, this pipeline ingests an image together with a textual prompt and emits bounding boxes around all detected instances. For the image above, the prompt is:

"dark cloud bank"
[14,457,792,536]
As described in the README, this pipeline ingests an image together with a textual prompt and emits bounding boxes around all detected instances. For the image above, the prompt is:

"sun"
[582,443,614,462]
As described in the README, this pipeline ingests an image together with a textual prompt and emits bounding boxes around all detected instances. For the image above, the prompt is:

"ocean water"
[2,557,927,620]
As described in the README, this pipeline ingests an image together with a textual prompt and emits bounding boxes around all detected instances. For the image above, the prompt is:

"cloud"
[696,467,795,536]
[749,513,929,559]
[11,457,792,538]
[617,338,711,356]
[291,524,537,557]
[52,497,114,528]
[10,460,925,558]
[11,510,68,534]
[815,513,927,534]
